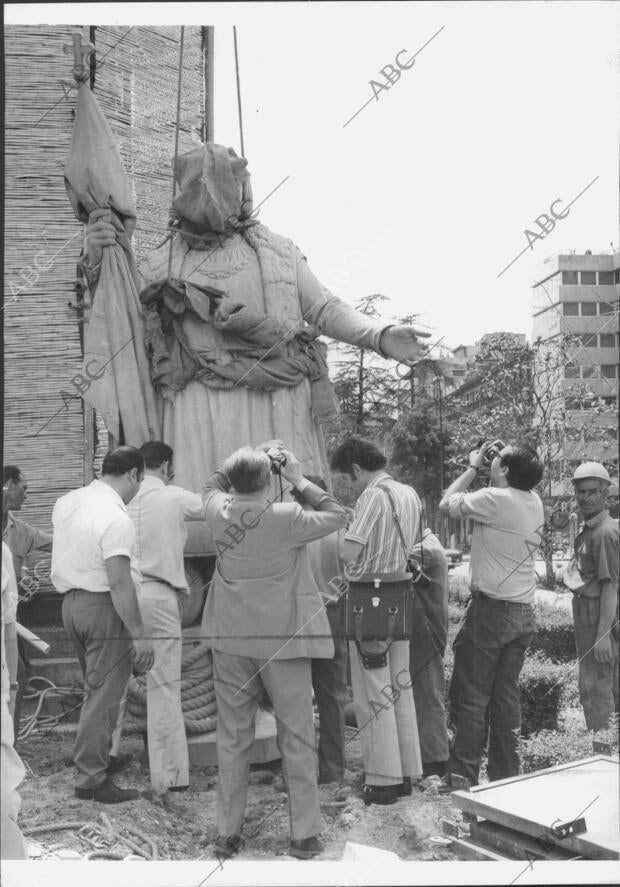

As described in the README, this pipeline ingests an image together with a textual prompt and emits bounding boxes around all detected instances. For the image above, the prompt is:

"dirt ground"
[17,726,458,862]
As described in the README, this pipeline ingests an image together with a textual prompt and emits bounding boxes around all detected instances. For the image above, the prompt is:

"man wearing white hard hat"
[568,462,619,732]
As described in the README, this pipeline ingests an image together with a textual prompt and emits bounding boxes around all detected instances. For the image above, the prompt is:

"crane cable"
[233,25,245,156]
[167,25,186,279]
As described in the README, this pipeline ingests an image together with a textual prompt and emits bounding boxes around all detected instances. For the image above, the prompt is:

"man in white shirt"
[1,541,28,859]
[438,441,544,789]
[128,441,205,800]
[52,446,154,804]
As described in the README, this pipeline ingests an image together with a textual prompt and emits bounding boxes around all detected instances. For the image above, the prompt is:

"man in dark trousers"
[408,528,450,779]
[52,447,154,803]
[439,441,544,789]
[569,461,619,731]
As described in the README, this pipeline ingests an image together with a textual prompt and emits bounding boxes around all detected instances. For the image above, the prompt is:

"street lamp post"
[416,359,445,543]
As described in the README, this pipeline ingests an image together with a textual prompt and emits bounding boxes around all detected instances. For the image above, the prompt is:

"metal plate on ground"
[451,756,619,860]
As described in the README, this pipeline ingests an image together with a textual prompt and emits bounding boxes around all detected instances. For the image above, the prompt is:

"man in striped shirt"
[331,436,423,806]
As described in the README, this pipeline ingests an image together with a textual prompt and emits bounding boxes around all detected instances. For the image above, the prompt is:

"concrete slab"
[342,841,401,862]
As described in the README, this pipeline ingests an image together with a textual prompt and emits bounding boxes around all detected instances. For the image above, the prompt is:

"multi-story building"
[532,250,619,484]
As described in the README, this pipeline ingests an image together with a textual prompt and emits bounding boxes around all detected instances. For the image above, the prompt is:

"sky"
[8,1,619,353]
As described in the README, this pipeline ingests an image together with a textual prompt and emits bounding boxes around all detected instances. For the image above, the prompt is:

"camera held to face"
[477,439,505,466]
[267,447,287,475]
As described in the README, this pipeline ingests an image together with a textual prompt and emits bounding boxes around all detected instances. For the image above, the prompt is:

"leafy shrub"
[518,714,620,773]
[448,571,470,605]
[529,604,576,662]
[518,654,566,737]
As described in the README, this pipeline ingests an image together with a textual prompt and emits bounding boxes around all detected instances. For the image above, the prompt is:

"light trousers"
[139,581,189,792]
[1,694,27,859]
[213,651,322,840]
[349,639,422,786]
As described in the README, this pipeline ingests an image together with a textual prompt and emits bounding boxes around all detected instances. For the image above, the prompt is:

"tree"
[445,332,618,586]
[328,294,400,433]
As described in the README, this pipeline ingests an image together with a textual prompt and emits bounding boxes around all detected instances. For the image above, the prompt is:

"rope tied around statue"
[139,278,338,422]
[123,640,217,735]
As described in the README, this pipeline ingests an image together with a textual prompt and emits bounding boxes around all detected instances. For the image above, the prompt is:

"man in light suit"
[202,444,348,860]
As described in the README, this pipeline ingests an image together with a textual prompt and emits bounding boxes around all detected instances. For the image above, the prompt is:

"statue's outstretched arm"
[296,252,429,364]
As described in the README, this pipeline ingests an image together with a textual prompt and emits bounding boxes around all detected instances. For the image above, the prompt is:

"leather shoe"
[106,753,133,775]
[75,777,139,804]
[396,776,412,797]
[361,784,398,806]
[289,835,323,859]
[214,835,244,859]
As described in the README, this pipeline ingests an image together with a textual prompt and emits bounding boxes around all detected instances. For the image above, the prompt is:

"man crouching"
[201,444,348,860]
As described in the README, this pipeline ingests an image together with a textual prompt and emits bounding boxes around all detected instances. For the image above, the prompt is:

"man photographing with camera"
[201,443,348,860]
[438,440,544,790]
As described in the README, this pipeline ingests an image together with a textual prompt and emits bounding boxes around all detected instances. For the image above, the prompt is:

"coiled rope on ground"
[123,640,217,735]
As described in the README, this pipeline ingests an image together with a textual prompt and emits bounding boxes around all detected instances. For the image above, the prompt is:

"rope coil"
[123,641,217,735]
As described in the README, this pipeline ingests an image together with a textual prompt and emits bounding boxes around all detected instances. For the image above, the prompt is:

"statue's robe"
[138,225,389,555]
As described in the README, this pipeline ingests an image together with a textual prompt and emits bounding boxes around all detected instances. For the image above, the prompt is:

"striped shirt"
[344,472,423,574]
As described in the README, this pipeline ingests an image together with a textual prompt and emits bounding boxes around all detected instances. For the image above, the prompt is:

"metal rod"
[233,26,244,155]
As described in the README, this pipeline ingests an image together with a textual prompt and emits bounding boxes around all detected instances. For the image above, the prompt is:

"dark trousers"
[410,592,449,769]
[62,590,134,789]
[448,595,535,785]
[311,605,348,783]
[572,595,619,732]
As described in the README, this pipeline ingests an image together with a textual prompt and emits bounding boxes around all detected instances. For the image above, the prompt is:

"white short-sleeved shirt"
[51,479,139,593]
[127,475,204,594]
[448,486,544,603]
[2,541,19,708]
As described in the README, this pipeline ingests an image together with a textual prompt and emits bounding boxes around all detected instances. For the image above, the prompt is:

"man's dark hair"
[292,474,327,505]
[102,446,145,477]
[330,436,387,475]
[501,445,543,491]
[139,441,173,469]
[3,465,22,485]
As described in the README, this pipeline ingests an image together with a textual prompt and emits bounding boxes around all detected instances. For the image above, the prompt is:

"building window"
[615,268,620,284]
[582,366,597,379]
[600,334,615,348]
[601,395,617,406]
[564,366,580,379]
[580,302,597,316]
[599,271,614,285]
[601,364,618,379]
[580,334,597,347]
[562,271,578,284]
[599,301,616,315]
[563,302,579,316]
[580,271,596,285]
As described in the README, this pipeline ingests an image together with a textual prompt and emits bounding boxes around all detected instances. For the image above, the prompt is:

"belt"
[470,590,534,608]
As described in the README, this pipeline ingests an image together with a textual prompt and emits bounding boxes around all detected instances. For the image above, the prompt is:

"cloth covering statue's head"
[171,143,254,236]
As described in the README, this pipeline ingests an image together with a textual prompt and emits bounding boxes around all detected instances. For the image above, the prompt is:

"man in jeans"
[438,442,544,788]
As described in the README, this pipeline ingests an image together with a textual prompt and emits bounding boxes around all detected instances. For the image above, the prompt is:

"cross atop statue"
[63,32,95,83]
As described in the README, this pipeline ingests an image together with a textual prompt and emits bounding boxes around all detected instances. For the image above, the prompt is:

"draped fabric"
[64,84,160,442]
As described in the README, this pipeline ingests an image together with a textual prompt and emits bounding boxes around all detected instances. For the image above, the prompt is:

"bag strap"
[378,483,424,570]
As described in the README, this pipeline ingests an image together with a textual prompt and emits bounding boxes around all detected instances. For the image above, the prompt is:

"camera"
[267,447,287,475]
[477,439,505,466]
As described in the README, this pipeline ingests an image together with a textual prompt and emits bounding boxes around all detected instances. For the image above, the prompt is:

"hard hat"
[572,462,611,484]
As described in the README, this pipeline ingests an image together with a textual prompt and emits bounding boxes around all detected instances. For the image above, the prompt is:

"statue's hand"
[379,325,430,364]
[86,208,120,266]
